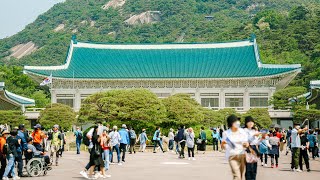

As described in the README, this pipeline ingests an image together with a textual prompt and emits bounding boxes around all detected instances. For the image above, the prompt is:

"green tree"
[242,108,272,129]
[31,90,50,108]
[200,108,224,127]
[79,89,166,123]
[269,86,307,110]
[162,94,204,126]
[293,108,320,124]
[39,103,76,130]
[0,110,27,127]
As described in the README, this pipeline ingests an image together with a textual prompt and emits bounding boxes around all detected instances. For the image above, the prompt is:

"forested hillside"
[0,0,319,97]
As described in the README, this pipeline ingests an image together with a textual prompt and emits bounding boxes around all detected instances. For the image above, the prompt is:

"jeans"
[0,156,7,179]
[245,162,257,180]
[111,144,120,163]
[299,149,309,170]
[120,143,127,161]
[213,140,219,151]
[76,140,81,154]
[291,147,300,169]
[175,142,180,153]
[3,154,15,178]
[33,143,43,152]
[153,140,164,152]
[179,141,185,157]
[308,147,316,159]
[187,147,194,157]
[102,150,110,171]
[15,153,23,176]
[168,140,174,150]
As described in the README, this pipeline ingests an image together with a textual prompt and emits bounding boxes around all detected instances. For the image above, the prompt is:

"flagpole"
[50,72,53,108]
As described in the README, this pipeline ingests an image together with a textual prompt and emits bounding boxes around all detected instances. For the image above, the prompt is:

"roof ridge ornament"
[72,34,77,44]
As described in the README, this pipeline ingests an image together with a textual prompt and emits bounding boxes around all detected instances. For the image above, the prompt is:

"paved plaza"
[23,150,320,180]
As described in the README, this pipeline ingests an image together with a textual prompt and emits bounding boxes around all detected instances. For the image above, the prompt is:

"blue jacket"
[119,128,129,144]
[212,132,221,141]
[307,134,316,147]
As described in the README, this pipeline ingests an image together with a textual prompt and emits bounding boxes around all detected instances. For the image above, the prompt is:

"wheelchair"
[26,154,52,177]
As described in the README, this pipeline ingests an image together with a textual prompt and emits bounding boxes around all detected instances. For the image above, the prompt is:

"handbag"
[245,146,259,163]
[196,138,202,145]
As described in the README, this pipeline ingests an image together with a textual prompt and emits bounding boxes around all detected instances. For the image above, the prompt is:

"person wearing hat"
[244,116,260,180]
[212,128,221,151]
[118,124,129,163]
[221,114,249,180]
[50,125,63,166]
[0,130,10,179]
[31,124,46,152]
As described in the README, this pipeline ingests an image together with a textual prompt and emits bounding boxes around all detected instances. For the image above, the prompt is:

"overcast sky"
[0,0,65,39]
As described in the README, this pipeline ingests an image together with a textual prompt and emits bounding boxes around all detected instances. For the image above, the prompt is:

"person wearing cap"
[212,128,221,151]
[50,124,63,166]
[118,124,129,163]
[31,124,46,152]
[221,115,249,180]
[244,116,260,180]
[0,130,10,179]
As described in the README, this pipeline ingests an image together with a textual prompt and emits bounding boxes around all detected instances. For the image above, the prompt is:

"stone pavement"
[23,150,320,180]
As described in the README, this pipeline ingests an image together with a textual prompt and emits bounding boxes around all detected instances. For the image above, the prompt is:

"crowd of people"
[0,116,319,180]
[0,124,66,180]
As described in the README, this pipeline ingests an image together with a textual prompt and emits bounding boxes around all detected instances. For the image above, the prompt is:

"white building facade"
[24,36,301,126]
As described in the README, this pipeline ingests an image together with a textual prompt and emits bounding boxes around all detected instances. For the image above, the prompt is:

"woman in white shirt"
[222,115,249,180]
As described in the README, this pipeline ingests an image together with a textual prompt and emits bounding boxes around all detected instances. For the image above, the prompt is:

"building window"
[250,98,268,107]
[225,98,243,107]
[201,98,219,107]
[57,99,74,108]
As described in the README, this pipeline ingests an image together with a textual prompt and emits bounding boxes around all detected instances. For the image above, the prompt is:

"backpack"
[2,143,9,155]
[77,132,83,140]
[130,130,137,139]
[83,134,90,146]
[259,140,268,154]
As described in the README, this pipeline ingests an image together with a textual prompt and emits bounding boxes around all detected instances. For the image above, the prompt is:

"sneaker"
[13,177,20,180]
[80,171,88,179]
[271,165,274,168]
[261,163,264,167]
[192,158,196,161]
[103,175,112,178]
[307,169,311,172]
[188,158,191,160]
[276,165,278,168]
[88,175,98,180]
[295,169,302,172]
[2,177,9,180]
[118,163,122,166]
[95,172,103,179]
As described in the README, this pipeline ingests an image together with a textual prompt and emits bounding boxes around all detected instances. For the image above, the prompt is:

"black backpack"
[77,132,83,140]
[2,143,9,155]
[83,134,90,146]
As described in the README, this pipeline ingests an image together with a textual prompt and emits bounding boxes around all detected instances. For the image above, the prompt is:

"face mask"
[233,121,241,128]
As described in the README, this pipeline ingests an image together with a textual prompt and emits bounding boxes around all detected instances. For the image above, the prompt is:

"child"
[269,132,280,168]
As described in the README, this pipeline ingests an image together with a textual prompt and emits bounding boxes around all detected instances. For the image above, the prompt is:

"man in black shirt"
[3,130,21,180]
[299,131,310,172]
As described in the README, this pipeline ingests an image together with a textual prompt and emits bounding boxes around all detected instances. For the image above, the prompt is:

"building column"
[243,88,250,111]
[195,88,201,104]
[51,90,57,104]
[74,90,81,112]
[220,88,225,109]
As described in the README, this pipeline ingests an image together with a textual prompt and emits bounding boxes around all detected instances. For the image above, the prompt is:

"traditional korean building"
[24,36,301,127]
[0,82,35,111]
